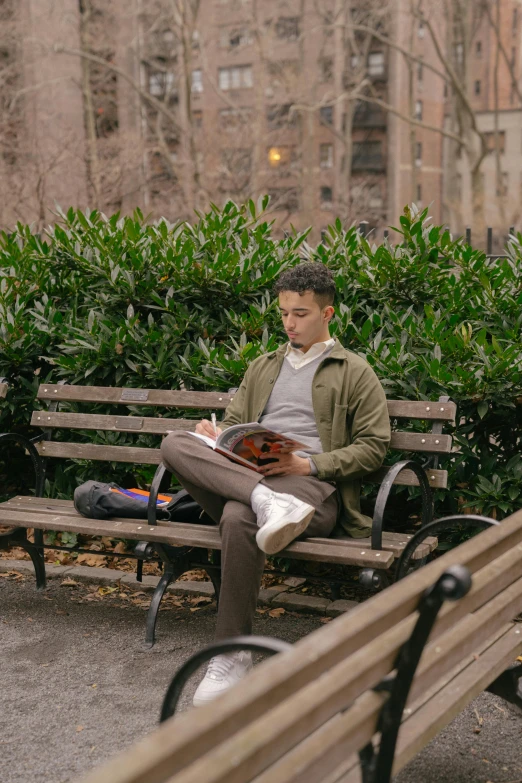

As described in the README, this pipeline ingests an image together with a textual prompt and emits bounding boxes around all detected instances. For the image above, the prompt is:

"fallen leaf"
[189,596,212,606]
[113,542,127,554]
[268,608,286,618]
[319,617,333,623]
[76,725,84,732]
[77,553,107,567]
[256,608,269,614]
[91,683,97,688]
[61,578,79,586]
[98,586,119,596]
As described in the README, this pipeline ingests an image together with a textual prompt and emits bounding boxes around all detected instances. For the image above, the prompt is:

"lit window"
[415,100,423,120]
[218,65,253,90]
[368,52,385,76]
[268,147,293,167]
[320,143,333,168]
[192,69,203,93]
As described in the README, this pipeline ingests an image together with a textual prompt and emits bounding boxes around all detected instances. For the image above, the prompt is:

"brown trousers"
[160,431,338,639]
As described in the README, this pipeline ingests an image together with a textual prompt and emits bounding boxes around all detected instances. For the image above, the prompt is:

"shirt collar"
[284,337,335,357]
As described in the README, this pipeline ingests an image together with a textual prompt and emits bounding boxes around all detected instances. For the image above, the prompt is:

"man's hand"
[258,453,311,477]
[195,419,223,440]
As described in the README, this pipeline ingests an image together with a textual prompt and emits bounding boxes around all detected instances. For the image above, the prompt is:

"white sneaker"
[193,651,253,707]
[252,486,315,555]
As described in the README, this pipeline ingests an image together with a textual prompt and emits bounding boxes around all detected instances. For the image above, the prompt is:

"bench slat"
[33,441,448,488]
[35,441,163,464]
[30,412,452,454]
[0,509,394,569]
[367,465,448,488]
[36,385,456,423]
[0,383,7,399]
[30,411,196,434]
[77,511,522,783]
[37,384,235,408]
[387,400,456,422]
[0,498,436,560]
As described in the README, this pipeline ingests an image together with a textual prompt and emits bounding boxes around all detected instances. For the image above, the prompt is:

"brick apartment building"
[1,0,521,239]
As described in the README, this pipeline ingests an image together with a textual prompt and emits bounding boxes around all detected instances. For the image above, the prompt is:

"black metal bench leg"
[144,566,176,649]
[17,539,46,590]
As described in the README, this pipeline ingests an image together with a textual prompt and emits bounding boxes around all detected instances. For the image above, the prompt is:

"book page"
[185,431,217,449]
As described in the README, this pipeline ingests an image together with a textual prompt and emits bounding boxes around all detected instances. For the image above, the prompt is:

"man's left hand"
[258,454,311,477]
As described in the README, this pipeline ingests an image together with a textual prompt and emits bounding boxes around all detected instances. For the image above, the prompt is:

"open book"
[187,423,309,472]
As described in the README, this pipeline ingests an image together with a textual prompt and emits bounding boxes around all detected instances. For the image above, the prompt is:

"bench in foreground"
[79,509,522,783]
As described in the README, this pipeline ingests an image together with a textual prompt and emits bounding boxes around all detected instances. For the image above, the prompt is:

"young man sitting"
[160,263,390,705]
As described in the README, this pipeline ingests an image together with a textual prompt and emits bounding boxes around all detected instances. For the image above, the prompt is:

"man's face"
[278,290,333,351]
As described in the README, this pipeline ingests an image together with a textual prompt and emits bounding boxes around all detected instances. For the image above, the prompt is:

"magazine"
[186,423,309,472]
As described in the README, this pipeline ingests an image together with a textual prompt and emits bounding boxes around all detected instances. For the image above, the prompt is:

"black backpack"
[73,481,209,523]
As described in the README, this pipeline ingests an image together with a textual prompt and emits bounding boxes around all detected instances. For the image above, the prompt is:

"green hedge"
[0,200,521,524]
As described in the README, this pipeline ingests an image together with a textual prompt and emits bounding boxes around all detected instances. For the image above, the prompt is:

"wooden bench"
[78,510,522,783]
[0,380,7,399]
[0,383,454,645]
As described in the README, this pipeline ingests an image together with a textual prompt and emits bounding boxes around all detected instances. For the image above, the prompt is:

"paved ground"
[1,576,521,783]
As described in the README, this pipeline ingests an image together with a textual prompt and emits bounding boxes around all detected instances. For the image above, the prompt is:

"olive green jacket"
[221,339,391,537]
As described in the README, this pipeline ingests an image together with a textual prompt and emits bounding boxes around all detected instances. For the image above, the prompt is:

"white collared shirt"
[285,338,335,370]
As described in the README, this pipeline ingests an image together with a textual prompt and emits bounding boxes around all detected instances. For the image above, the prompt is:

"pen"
[211,413,218,437]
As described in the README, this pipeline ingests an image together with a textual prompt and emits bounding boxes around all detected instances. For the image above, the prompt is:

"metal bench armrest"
[371,459,433,551]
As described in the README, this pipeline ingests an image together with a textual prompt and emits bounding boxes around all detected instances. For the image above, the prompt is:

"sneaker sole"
[256,504,315,555]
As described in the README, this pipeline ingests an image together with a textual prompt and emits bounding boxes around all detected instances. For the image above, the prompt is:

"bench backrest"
[31,384,456,490]
[79,508,522,783]
[0,382,7,399]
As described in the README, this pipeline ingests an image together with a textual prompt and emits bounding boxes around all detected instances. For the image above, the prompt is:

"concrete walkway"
[1,574,521,783]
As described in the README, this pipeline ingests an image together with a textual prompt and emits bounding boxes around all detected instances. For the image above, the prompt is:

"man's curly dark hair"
[273,262,336,308]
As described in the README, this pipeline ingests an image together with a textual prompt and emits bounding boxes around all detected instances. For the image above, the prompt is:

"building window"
[417,60,423,82]
[352,141,384,170]
[369,184,383,209]
[320,143,333,168]
[320,106,333,125]
[415,142,422,165]
[222,148,252,175]
[416,183,422,203]
[148,71,175,98]
[221,27,252,48]
[220,107,252,130]
[455,42,464,65]
[321,186,333,209]
[350,54,359,69]
[319,57,333,82]
[218,65,253,90]
[484,131,506,153]
[193,110,203,128]
[476,40,482,57]
[266,104,297,129]
[368,52,385,76]
[275,17,300,40]
[418,21,425,38]
[191,69,203,93]
[415,100,423,120]
[474,79,481,95]
[267,187,299,212]
[267,146,294,167]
